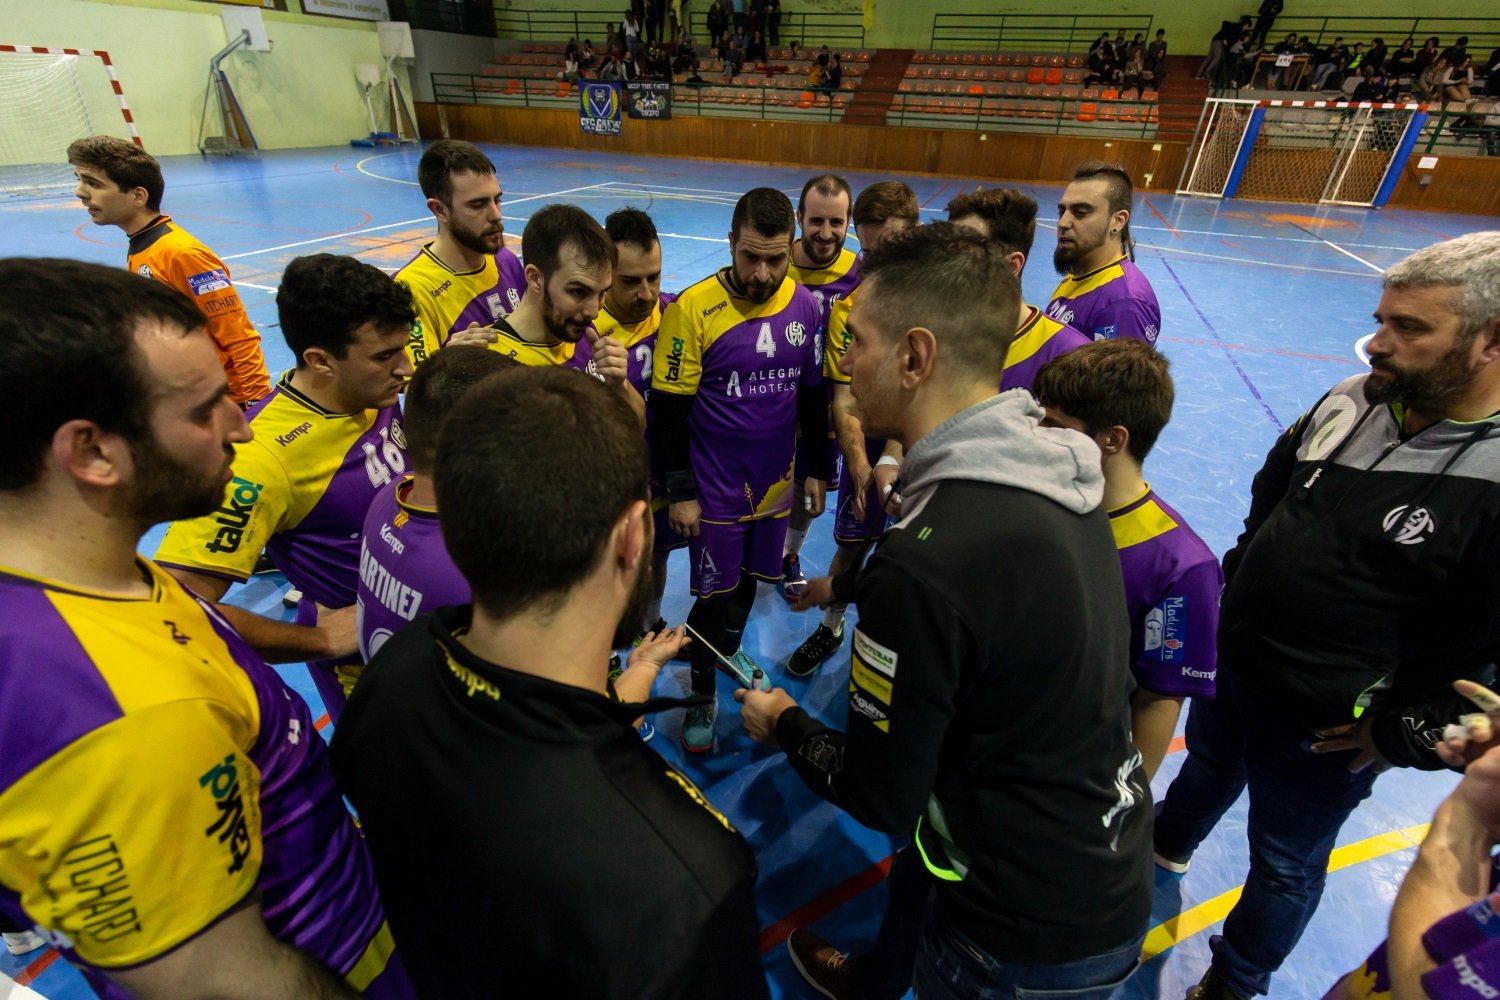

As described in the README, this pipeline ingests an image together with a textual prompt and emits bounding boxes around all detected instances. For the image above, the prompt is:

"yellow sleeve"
[824,293,854,384]
[652,297,703,396]
[154,441,290,582]
[402,292,445,371]
[0,701,262,968]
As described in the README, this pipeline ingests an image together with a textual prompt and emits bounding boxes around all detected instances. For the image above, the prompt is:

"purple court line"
[1159,256,1285,433]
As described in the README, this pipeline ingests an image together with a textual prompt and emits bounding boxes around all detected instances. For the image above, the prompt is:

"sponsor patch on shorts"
[187,268,231,296]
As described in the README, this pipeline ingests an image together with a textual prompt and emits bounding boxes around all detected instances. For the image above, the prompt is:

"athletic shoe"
[725,649,772,692]
[786,928,866,1000]
[607,654,624,683]
[1154,850,1191,875]
[1186,967,1250,1000]
[778,553,808,602]
[282,587,303,609]
[681,699,718,753]
[637,718,656,742]
[252,551,279,575]
[2,929,46,956]
[787,622,845,678]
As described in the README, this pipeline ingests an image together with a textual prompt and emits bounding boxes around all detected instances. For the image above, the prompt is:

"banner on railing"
[580,82,623,135]
[625,81,673,120]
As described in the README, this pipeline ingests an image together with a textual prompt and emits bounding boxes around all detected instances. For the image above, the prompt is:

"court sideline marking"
[1287,221,1385,274]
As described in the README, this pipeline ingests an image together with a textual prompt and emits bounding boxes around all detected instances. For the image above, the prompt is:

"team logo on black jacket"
[1382,505,1435,545]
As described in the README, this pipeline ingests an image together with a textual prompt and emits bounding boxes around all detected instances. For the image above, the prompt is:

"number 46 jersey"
[157,372,408,608]
[653,272,822,521]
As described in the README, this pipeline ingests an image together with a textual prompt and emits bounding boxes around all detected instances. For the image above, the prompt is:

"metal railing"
[930,13,1154,54]
[490,7,863,48]
[1268,16,1499,51]
[1422,105,1500,155]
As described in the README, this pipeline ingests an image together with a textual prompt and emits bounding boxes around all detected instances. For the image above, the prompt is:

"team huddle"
[1,135,1498,1000]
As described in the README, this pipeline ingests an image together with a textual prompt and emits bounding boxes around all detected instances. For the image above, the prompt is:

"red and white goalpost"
[0,45,141,198]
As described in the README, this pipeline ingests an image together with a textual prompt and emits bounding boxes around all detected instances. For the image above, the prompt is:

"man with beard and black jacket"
[331,366,767,999]
[738,223,1152,1000]
[1155,231,1500,1000]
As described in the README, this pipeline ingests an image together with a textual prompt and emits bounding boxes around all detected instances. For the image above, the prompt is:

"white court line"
[219,183,612,262]
[236,281,278,292]
[1312,236,1385,273]
[0,971,47,999]
[597,181,759,197]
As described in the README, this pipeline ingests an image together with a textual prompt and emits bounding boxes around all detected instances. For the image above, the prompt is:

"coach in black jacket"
[738,223,1152,998]
[1156,231,1500,1000]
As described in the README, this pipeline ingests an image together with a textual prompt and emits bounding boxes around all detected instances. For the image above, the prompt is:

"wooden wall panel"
[415,102,1495,213]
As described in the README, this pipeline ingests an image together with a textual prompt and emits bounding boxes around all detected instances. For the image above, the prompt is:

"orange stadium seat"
[1077,101,1097,122]
[1026,66,1045,85]
[1045,67,1064,85]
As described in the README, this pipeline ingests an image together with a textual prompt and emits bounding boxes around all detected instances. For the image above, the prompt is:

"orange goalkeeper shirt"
[127,215,271,404]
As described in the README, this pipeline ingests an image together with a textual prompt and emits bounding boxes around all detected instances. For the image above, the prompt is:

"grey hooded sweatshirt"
[776,391,1153,966]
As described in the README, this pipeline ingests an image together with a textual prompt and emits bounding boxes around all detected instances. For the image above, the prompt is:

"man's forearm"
[830,388,868,472]
[1388,797,1494,998]
[214,604,335,664]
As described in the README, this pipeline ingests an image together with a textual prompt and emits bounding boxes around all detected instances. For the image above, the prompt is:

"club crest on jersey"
[136,264,153,279]
[205,477,263,554]
[1383,505,1435,545]
[784,321,807,347]
[390,418,407,450]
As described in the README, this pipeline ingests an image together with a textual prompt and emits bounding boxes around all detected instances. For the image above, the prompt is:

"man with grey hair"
[1154,231,1500,1000]
[738,222,1152,999]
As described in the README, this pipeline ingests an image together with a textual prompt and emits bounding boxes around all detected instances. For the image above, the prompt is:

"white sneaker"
[1154,851,1191,874]
[3,929,46,956]
[282,587,303,609]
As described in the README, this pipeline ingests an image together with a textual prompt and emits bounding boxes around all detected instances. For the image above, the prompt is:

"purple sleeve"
[1132,556,1223,698]
[1421,893,1500,998]
[1109,295,1161,347]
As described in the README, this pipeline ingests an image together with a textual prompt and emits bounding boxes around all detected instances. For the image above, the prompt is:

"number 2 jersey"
[0,559,408,999]
[156,372,408,608]
[653,272,822,521]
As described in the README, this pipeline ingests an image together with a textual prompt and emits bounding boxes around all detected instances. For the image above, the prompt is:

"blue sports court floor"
[2,143,1497,999]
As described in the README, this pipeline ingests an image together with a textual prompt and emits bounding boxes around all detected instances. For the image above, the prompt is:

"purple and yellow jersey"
[653,271,822,521]
[156,373,407,608]
[486,316,601,380]
[1325,880,1500,999]
[0,560,405,1000]
[357,478,469,661]
[395,244,527,370]
[1109,488,1223,698]
[1046,256,1161,347]
[594,291,678,398]
[789,246,860,343]
[1000,307,1093,392]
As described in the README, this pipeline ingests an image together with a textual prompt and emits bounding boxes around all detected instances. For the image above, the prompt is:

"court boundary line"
[1287,221,1386,274]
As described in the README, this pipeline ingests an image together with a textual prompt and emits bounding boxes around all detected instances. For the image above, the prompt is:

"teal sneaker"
[727,649,772,691]
[681,699,718,753]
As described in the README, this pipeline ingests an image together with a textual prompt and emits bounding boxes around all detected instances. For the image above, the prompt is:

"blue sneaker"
[637,718,656,742]
[778,553,808,603]
[726,649,772,692]
[681,700,717,753]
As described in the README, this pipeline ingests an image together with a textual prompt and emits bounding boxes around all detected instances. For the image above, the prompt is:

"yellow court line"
[355,153,421,186]
[1142,823,1430,960]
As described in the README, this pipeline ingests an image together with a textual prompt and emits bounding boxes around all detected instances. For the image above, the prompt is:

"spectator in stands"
[1387,37,1417,78]
[731,0,745,32]
[746,29,766,64]
[1249,0,1282,51]
[1226,31,1253,88]
[1413,36,1441,78]
[1440,35,1470,70]
[1485,46,1500,97]
[645,39,671,77]
[599,49,630,81]
[1110,28,1128,61]
[788,39,801,59]
[1309,36,1348,91]
[579,39,597,71]
[560,50,581,83]
[821,52,843,101]
[1364,37,1387,74]
[1350,64,1393,102]
[646,0,665,44]
[1199,16,1251,83]
[1262,33,1304,89]
[673,26,697,71]
[1086,33,1122,87]
[707,0,728,49]
[1419,56,1449,103]
[1121,44,1148,99]
[1147,29,1168,85]
[722,36,744,80]
[1346,42,1366,76]
[1443,56,1474,105]
[805,54,825,89]
[623,9,642,59]
[767,0,781,45]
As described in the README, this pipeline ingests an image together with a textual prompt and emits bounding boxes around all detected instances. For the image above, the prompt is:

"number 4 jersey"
[653,273,822,521]
[157,372,408,608]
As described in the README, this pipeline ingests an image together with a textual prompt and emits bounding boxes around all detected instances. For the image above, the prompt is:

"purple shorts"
[793,430,842,490]
[689,512,790,597]
[833,457,891,544]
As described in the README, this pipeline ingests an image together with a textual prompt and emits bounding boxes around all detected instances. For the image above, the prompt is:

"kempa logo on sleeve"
[205,477,263,554]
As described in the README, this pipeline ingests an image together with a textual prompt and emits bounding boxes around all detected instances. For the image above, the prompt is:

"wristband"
[875,455,900,468]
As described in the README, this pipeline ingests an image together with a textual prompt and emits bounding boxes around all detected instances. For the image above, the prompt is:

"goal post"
[0,45,141,199]
[1178,97,1428,208]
